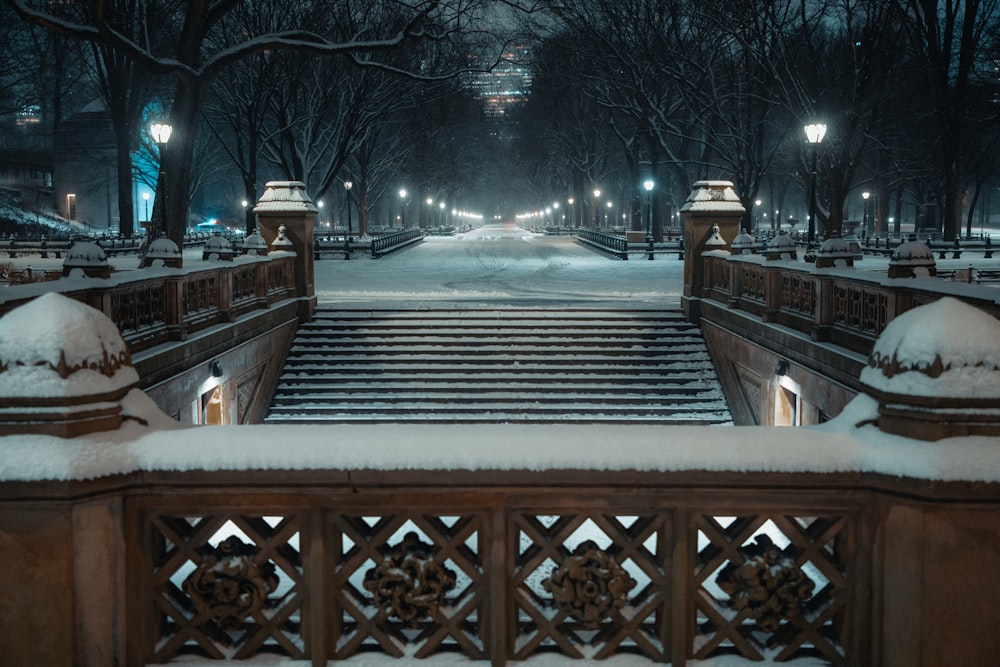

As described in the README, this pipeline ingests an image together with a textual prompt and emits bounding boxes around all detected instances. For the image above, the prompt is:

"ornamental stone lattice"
[183,536,279,631]
[543,540,637,628]
[715,534,815,633]
[363,531,457,627]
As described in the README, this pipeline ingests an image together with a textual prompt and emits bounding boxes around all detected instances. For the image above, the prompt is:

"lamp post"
[754,199,762,234]
[592,188,601,228]
[643,179,655,260]
[344,181,353,235]
[149,120,172,237]
[241,198,250,233]
[142,192,150,226]
[568,197,575,229]
[804,122,827,245]
[605,200,613,229]
[399,189,408,228]
[862,191,871,239]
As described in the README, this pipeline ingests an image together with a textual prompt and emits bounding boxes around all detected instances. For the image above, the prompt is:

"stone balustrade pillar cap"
[252,181,317,214]
[0,293,142,437]
[860,297,1000,440]
[680,181,747,214]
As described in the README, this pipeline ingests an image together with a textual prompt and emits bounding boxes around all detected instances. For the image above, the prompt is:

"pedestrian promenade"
[314,222,686,308]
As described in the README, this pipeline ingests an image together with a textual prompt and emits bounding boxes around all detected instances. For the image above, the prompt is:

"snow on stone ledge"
[861,296,1000,398]
[0,292,138,398]
[3,392,1000,484]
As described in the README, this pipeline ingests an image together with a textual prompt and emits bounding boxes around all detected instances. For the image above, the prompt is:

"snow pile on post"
[0,292,141,437]
[860,296,1000,440]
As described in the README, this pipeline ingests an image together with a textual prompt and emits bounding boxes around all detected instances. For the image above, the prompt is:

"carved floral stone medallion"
[715,534,815,632]
[183,535,279,631]
[543,540,636,627]
[363,531,457,626]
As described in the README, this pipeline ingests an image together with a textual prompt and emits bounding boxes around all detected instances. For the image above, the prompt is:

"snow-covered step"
[264,307,733,425]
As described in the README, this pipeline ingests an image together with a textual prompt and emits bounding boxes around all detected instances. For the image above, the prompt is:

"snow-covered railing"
[371,227,425,258]
[575,227,629,259]
[0,253,297,353]
[701,252,1000,355]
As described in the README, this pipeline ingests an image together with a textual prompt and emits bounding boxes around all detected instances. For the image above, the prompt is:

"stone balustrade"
[0,253,296,353]
[700,252,1000,356]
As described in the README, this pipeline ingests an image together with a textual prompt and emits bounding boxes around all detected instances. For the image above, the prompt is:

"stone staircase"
[264,307,732,425]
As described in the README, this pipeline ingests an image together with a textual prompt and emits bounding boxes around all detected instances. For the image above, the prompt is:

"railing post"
[219,265,235,322]
[166,274,185,341]
[253,181,318,322]
[670,506,690,667]
[681,181,745,322]
[812,273,833,341]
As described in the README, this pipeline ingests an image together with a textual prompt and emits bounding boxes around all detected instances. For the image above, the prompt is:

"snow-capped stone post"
[860,297,1000,441]
[252,181,317,321]
[62,239,112,279]
[0,292,141,437]
[887,234,937,279]
[680,181,746,322]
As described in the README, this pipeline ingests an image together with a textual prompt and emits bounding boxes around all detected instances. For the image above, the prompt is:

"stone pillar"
[680,181,746,322]
[252,181,318,322]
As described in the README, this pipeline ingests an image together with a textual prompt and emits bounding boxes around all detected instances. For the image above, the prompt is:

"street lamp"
[862,191,871,238]
[149,120,172,236]
[754,199,762,233]
[804,122,827,245]
[241,199,250,233]
[643,179,655,260]
[142,192,150,224]
[344,181,353,235]
[567,198,575,229]
[399,189,408,228]
[592,188,601,227]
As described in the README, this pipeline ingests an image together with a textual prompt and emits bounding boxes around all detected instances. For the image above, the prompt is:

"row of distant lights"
[400,189,484,220]
[516,184,652,221]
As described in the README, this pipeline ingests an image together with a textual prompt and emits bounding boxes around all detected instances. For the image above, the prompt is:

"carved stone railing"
[5,462,994,666]
[0,254,297,354]
[702,252,1000,355]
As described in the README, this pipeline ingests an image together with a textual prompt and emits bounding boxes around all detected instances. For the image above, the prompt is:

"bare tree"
[7,0,515,254]
[899,0,1000,240]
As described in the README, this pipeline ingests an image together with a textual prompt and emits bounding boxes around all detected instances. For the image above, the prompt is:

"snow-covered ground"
[315,223,685,307]
[2,224,1000,666]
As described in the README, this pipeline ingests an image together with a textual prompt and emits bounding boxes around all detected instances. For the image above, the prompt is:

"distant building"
[468,45,532,117]
[52,100,117,233]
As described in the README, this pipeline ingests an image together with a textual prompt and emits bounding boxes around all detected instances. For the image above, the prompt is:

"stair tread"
[266,308,732,425]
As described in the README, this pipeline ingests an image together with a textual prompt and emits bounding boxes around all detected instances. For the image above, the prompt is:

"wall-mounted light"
[210,361,223,378]
[775,360,789,377]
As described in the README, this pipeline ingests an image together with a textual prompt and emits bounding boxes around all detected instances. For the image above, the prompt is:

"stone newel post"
[252,181,318,321]
[680,180,746,322]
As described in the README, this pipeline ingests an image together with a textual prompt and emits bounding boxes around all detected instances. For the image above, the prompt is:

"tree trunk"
[114,134,135,237]
[162,78,205,251]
